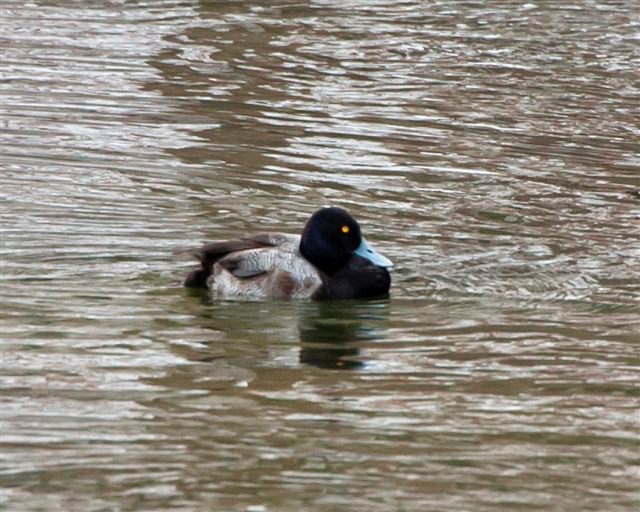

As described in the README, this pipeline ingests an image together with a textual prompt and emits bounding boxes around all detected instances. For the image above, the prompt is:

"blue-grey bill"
[355,238,393,268]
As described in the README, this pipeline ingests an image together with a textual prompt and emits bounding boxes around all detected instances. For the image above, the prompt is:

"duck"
[182,207,392,300]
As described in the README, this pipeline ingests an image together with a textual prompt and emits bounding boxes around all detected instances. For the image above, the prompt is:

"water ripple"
[1,1,639,511]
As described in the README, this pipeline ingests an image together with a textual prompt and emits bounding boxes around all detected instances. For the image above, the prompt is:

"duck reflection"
[296,300,390,370]
[164,289,390,372]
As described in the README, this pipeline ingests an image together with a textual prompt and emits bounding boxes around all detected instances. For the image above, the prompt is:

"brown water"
[1,1,639,510]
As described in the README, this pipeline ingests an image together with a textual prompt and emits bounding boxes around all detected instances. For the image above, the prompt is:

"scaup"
[183,207,392,300]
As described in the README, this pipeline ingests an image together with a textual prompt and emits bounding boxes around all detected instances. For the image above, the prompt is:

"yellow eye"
[341,225,350,234]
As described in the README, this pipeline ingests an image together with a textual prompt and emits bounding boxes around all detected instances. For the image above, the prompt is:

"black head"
[299,207,363,275]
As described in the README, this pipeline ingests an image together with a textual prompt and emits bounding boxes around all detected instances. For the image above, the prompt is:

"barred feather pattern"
[208,235,323,300]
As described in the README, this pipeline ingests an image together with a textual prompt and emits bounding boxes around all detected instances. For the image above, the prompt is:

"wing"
[180,234,299,288]
[216,234,301,279]
[209,246,322,300]
[217,249,271,278]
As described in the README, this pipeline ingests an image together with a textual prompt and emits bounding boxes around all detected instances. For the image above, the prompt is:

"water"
[1,1,639,510]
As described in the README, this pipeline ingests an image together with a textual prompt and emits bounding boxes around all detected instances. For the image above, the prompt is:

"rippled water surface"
[1,1,639,510]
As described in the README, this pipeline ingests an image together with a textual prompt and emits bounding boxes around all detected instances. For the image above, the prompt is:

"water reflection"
[169,290,391,371]
[298,300,389,370]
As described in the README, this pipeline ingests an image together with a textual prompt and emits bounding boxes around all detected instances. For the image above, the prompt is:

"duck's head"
[300,207,393,275]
